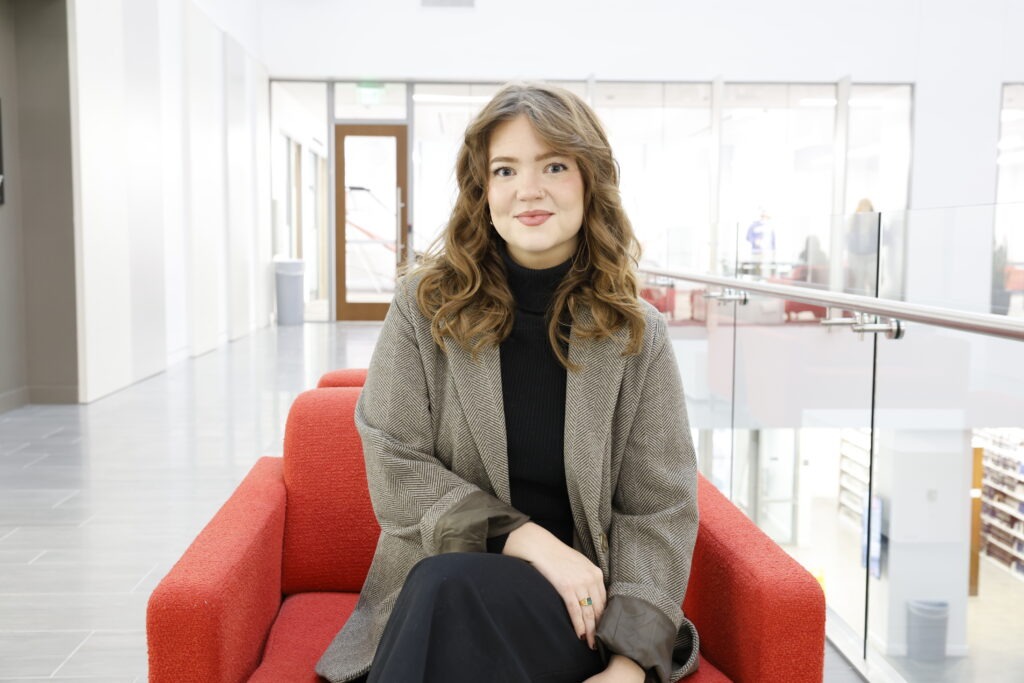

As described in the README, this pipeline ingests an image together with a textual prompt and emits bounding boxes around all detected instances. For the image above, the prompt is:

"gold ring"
[579,597,593,607]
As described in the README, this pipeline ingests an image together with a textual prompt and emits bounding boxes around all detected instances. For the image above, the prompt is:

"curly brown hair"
[414,82,645,370]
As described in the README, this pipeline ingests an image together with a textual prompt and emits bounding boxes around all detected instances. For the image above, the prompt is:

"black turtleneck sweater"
[487,248,575,553]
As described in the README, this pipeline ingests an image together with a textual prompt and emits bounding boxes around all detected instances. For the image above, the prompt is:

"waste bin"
[274,258,305,325]
[906,600,948,662]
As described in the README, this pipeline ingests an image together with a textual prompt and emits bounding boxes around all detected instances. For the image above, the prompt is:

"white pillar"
[868,428,972,657]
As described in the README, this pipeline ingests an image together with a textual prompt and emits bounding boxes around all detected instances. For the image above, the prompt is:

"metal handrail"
[639,267,1024,342]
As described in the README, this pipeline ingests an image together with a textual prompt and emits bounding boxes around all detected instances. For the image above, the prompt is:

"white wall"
[68,0,272,402]
[185,1,228,356]
[255,0,1023,97]
[225,36,274,339]
[69,0,149,402]
[191,0,262,64]
[160,0,189,365]
[253,59,273,327]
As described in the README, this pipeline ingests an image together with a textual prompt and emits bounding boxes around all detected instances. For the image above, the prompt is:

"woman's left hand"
[582,654,646,682]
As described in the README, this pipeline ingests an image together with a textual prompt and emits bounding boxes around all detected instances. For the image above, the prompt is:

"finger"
[563,592,587,640]
[580,597,597,650]
[592,583,607,625]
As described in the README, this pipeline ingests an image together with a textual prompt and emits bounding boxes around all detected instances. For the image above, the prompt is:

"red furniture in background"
[640,284,677,319]
[147,371,825,683]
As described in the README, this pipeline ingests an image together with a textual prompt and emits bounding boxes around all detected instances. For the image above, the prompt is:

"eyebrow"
[489,151,565,165]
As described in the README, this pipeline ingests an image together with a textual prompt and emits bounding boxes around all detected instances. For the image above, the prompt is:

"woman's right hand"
[502,522,607,650]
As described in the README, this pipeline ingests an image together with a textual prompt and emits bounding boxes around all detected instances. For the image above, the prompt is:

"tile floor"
[0,322,863,681]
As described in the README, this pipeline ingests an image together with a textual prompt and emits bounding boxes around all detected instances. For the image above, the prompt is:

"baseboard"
[0,386,31,415]
[28,384,79,404]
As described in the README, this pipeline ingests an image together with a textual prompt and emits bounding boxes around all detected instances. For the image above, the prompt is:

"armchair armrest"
[317,368,367,388]
[147,457,287,683]
[684,475,825,683]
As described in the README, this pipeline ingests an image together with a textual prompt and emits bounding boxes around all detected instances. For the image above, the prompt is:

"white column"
[868,428,972,657]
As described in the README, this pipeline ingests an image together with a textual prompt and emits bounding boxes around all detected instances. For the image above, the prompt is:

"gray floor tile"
[0,631,90,677]
[0,593,149,631]
[0,562,156,594]
[0,549,45,564]
[0,490,77,509]
[0,525,189,555]
[0,440,31,454]
[53,630,146,678]
[0,678,135,682]
[825,641,866,682]
[0,508,94,527]
[0,451,50,468]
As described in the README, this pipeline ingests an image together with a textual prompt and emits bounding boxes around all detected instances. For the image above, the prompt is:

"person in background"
[846,197,879,295]
[796,235,829,287]
[744,208,776,277]
[317,82,700,683]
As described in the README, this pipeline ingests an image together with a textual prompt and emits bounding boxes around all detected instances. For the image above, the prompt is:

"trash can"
[274,258,305,325]
[906,600,948,662]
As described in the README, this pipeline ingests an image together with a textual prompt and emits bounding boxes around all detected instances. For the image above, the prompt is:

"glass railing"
[652,204,1024,683]
[681,203,1024,320]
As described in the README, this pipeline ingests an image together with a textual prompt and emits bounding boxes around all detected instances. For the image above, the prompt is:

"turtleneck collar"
[499,242,573,315]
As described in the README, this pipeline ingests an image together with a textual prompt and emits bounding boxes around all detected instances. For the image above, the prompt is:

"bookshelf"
[977,429,1024,582]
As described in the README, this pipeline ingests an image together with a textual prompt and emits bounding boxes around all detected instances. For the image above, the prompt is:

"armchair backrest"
[281,386,380,595]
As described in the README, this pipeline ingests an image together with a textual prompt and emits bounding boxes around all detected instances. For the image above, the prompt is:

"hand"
[582,654,646,682]
[503,522,606,649]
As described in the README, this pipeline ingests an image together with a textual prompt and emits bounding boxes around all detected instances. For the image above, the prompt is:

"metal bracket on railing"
[852,316,905,340]
[820,312,862,329]
[821,312,904,339]
[703,288,749,305]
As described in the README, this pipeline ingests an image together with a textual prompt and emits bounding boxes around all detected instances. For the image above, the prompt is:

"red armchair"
[147,372,825,683]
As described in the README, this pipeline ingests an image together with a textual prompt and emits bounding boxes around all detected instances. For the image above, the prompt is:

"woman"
[317,83,699,683]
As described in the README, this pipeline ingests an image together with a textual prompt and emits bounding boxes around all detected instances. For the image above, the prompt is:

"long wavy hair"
[414,82,645,370]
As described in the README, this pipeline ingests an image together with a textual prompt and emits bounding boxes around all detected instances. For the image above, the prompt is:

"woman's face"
[486,115,584,269]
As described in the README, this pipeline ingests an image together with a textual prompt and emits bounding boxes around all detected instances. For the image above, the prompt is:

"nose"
[516,174,544,201]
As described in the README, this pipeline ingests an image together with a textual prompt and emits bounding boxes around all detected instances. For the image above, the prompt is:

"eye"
[492,166,514,178]
[546,162,570,174]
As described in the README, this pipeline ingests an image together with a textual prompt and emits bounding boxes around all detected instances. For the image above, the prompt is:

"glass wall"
[868,323,1024,682]
[671,205,1024,682]
[719,84,837,279]
[728,290,877,653]
[411,83,500,255]
[269,82,330,321]
[270,79,914,322]
[845,84,913,214]
[593,82,713,273]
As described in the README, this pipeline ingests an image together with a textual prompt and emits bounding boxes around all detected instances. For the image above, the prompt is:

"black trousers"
[361,553,604,683]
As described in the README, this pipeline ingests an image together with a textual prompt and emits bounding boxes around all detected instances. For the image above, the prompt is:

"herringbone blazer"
[316,273,700,683]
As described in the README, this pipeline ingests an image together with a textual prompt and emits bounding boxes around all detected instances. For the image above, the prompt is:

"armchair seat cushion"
[249,592,729,683]
[249,593,359,683]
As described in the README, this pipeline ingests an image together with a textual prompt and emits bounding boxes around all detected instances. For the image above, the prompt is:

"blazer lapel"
[564,310,629,553]
[446,342,512,503]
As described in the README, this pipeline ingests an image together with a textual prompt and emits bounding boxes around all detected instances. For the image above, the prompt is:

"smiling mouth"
[515,211,553,226]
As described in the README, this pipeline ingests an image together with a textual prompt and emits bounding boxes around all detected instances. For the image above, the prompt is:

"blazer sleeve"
[596,318,700,682]
[356,278,528,556]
